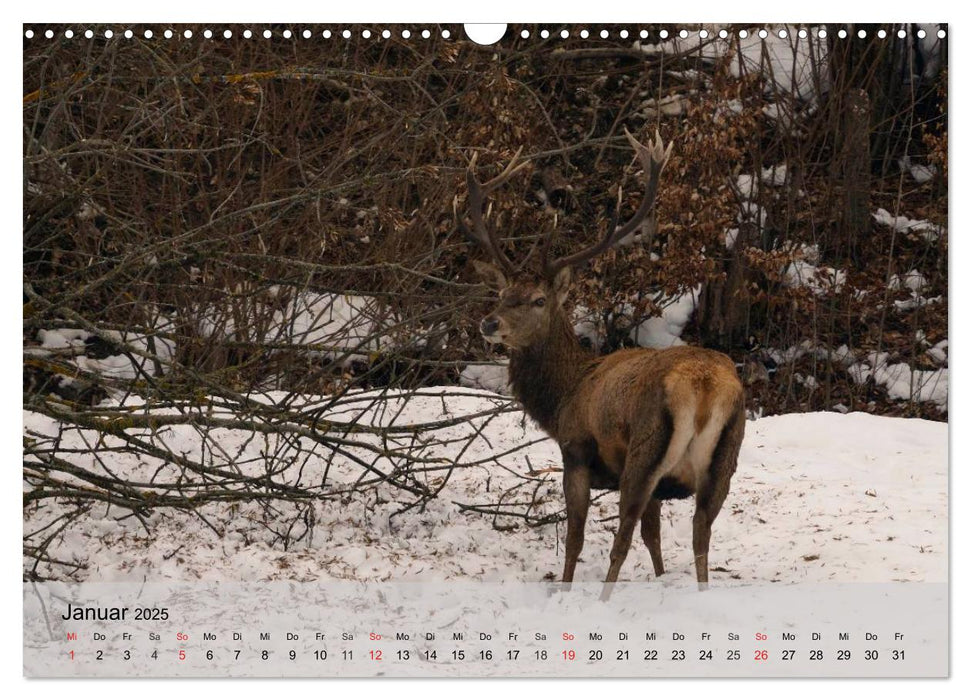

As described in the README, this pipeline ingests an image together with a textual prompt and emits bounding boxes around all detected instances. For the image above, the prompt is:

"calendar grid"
[24,581,948,677]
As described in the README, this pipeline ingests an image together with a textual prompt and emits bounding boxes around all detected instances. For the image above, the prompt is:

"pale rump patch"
[683,403,729,491]
[650,403,696,489]
[655,400,730,494]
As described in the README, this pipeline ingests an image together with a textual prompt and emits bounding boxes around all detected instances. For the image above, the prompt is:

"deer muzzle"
[479,317,501,341]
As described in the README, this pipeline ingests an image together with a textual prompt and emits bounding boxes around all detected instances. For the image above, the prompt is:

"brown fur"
[476,266,746,593]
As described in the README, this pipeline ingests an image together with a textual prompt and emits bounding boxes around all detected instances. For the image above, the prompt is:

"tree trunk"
[842,88,872,266]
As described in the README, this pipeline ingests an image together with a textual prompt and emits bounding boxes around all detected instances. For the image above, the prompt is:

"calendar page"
[22,21,949,679]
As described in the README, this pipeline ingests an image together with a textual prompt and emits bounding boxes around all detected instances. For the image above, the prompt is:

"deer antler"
[543,128,672,278]
[457,147,529,275]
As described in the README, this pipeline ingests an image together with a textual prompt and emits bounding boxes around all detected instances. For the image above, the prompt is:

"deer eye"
[533,297,546,307]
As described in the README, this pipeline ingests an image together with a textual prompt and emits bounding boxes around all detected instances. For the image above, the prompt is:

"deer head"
[461,129,672,350]
[472,262,573,349]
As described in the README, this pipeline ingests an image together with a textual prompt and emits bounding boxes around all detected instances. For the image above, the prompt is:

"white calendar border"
[4,0,962,696]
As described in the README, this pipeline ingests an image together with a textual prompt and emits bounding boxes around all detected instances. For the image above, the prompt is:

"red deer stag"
[460,130,746,597]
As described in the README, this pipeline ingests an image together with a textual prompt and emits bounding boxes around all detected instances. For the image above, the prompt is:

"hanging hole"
[464,24,506,45]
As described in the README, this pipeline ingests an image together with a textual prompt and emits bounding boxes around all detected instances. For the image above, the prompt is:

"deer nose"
[480,318,500,336]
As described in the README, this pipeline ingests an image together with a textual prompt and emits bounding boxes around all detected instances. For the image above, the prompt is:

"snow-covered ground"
[23,390,947,586]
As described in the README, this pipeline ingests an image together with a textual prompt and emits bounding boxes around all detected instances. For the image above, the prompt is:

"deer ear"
[552,266,572,305]
[472,260,508,291]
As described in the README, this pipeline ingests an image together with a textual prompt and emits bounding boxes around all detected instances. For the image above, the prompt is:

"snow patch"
[760,164,788,186]
[847,352,948,407]
[724,228,740,250]
[872,208,944,242]
[926,340,948,366]
[736,174,758,199]
[628,287,699,349]
[636,28,827,101]
[782,261,846,295]
[894,294,942,312]
[39,320,177,380]
[899,155,938,184]
[572,304,605,351]
[38,329,90,349]
[460,363,511,395]
[889,269,928,294]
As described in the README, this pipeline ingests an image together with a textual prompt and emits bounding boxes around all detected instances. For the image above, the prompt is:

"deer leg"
[603,483,651,588]
[603,414,693,599]
[692,505,713,590]
[693,471,733,590]
[561,462,591,584]
[640,498,664,577]
[693,404,745,590]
